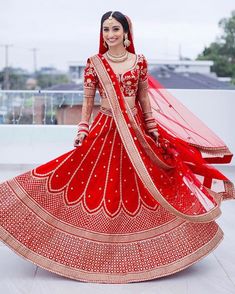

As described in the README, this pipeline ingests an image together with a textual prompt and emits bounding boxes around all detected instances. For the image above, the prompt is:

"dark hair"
[100,11,130,33]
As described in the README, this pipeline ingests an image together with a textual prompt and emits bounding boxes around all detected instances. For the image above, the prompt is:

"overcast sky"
[0,0,234,71]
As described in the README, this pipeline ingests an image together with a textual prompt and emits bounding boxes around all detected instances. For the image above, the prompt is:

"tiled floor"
[0,166,235,294]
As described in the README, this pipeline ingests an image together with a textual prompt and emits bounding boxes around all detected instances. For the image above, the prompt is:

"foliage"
[197,10,235,84]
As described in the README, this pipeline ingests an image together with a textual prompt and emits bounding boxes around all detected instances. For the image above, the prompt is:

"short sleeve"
[83,58,98,89]
[139,54,148,82]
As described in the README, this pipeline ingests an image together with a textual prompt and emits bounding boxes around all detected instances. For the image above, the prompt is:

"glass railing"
[0,89,234,166]
[0,90,100,125]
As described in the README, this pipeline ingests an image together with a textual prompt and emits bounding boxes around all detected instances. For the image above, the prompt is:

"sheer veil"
[99,13,233,165]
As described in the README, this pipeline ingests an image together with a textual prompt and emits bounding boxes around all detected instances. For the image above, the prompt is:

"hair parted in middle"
[100,11,130,34]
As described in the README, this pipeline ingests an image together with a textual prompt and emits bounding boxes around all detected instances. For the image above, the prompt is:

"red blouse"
[83,54,148,100]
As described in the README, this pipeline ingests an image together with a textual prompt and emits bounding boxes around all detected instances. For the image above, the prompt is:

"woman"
[0,11,234,284]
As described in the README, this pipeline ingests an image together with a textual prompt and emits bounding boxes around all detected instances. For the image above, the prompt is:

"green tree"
[36,73,69,89]
[0,68,69,90]
[0,68,28,89]
[197,10,235,84]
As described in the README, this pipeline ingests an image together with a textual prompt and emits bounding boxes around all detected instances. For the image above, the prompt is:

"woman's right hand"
[74,133,87,147]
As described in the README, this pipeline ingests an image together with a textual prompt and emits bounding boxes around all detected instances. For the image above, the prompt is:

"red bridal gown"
[0,54,234,283]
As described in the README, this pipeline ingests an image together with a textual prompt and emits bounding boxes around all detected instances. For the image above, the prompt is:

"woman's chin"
[106,41,122,47]
[107,43,117,47]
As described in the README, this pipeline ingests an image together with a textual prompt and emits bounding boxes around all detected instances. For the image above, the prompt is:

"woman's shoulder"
[137,53,147,61]
[127,52,147,66]
[84,55,98,76]
[135,53,148,69]
[86,54,97,63]
[84,54,100,71]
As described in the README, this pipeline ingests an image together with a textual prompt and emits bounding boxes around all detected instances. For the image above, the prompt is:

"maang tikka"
[103,11,115,48]
[108,11,115,23]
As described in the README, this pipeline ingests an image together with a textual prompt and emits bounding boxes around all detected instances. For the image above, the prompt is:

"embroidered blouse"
[81,54,150,123]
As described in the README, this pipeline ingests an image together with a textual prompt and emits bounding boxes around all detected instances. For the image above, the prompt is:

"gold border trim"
[125,102,174,170]
[7,179,185,242]
[0,225,224,283]
[90,55,221,223]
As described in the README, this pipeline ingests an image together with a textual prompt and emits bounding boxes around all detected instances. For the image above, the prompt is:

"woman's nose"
[107,31,114,38]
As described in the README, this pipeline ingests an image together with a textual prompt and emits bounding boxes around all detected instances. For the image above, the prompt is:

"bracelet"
[144,117,158,133]
[144,117,155,122]
[78,121,89,126]
[77,129,89,136]
[77,121,89,136]
[143,110,153,117]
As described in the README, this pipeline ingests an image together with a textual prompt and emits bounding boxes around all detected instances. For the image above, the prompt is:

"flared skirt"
[0,107,226,283]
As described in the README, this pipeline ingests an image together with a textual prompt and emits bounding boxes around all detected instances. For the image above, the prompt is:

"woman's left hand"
[149,130,160,143]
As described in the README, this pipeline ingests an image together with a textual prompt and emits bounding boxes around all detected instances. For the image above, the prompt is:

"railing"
[0,89,234,165]
[0,90,100,125]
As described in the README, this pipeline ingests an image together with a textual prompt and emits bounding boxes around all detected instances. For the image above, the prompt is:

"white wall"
[0,125,76,165]
[171,89,235,165]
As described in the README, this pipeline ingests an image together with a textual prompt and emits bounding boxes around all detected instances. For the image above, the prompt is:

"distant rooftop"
[148,59,213,65]
[149,67,235,89]
[64,58,235,90]
[46,83,82,91]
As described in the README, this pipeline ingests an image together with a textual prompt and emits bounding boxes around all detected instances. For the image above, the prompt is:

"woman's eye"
[103,28,120,32]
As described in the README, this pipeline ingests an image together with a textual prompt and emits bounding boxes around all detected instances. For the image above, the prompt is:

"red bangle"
[144,117,155,122]
[77,129,89,136]
[78,121,89,127]
[77,121,89,136]
[144,116,158,133]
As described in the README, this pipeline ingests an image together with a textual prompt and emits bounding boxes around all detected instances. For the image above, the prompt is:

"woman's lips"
[107,39,118,42]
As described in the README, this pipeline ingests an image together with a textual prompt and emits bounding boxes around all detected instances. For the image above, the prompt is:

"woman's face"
[102,18,125,48]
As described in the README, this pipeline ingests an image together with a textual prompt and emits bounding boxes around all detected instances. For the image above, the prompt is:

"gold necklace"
[106,50,129,63]
[108,50,127,57]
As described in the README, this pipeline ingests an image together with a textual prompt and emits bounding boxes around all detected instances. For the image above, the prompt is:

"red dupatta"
[99,13,233,167]
[147,76,233,164]
[90,53,226,223]
[92,13,234,222]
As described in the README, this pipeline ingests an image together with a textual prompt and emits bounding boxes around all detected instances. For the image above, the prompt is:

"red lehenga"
[0,16,235,284]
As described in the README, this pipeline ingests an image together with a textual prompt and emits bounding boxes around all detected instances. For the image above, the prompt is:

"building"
[148,59,235,89]
[41,58,235,124]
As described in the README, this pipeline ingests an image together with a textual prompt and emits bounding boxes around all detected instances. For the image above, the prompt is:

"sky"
[0,0,234,72]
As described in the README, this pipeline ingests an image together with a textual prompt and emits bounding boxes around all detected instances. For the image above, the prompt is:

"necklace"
[106,50,129,63]
[108,50,127,57]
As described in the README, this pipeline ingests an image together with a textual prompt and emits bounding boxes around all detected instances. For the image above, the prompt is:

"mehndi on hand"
[74,121,89,147]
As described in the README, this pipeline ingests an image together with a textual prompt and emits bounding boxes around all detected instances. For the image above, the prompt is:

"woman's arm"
[137,55,159,136]
[137,78,152,119]
[80,58,98,124]
[74,58,98,146]
[80,87,96,124]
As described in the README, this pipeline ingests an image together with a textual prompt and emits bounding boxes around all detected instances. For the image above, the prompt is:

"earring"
[103,41,108,48]
[123,33,131,48]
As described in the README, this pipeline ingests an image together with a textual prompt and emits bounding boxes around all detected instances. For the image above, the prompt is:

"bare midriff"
[100,96,136,110]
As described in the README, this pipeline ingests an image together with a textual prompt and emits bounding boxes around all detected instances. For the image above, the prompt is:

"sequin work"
[0,109,225,283]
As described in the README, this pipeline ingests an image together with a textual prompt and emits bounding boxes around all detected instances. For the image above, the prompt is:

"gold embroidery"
[90,54,221,223]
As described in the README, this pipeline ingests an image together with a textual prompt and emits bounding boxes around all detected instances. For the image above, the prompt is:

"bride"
[0,10,234,284]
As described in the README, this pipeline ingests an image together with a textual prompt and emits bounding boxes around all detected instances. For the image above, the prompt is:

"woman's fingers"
[74,134,86,147]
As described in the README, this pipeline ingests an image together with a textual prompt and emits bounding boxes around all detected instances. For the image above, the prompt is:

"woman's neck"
[108,45,127,56]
